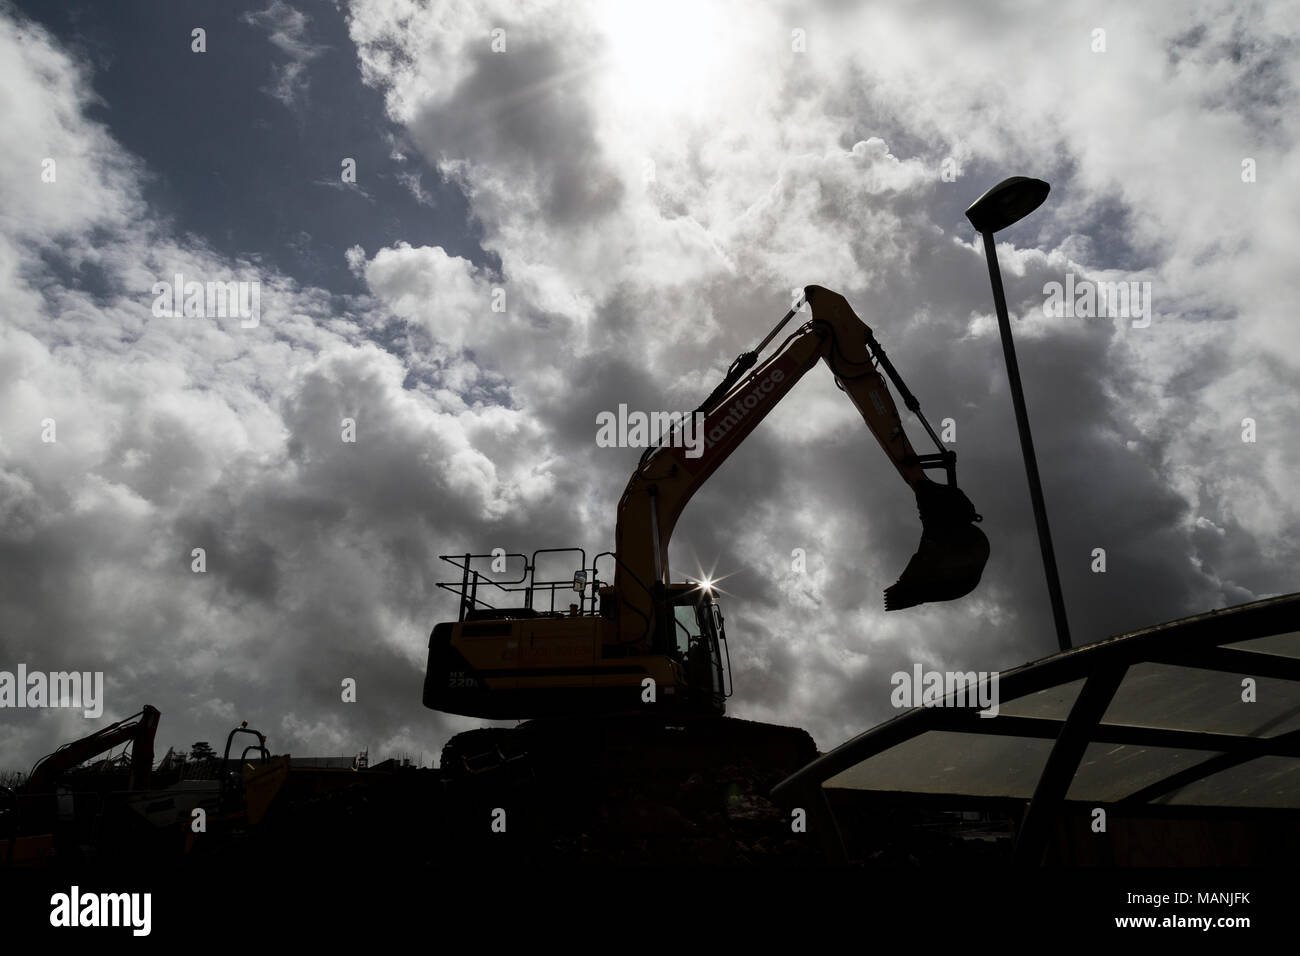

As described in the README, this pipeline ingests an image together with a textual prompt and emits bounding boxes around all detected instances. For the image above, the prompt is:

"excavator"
[2,707,291,866]
[426,286,990,777]
[2,706,160,865]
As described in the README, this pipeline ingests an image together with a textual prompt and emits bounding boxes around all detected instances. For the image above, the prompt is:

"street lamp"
[966,177,1071,652]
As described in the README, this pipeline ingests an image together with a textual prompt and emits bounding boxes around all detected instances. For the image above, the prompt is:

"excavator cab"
[666,584,732,714]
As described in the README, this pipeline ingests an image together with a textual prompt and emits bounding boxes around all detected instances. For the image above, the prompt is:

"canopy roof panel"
[773,593,1300,862]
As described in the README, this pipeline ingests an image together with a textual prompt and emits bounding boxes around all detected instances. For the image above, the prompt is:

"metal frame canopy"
[771,593,1300,865]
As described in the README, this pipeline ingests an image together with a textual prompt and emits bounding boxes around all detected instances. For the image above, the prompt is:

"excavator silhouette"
[426,286,989,774]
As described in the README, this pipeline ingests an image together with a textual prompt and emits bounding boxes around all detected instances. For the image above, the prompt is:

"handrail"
[438,549,593,620]
[436,548,667,641]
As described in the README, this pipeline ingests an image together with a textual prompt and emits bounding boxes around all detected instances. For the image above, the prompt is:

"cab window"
[672,603,700,658]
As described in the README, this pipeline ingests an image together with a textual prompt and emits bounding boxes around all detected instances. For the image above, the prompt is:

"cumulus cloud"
[0,6,555,772]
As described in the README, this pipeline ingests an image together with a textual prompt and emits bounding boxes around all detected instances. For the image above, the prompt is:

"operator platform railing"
[437,548,657,624]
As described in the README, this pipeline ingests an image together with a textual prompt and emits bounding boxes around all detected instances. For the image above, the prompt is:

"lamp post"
[966,177,1071,652]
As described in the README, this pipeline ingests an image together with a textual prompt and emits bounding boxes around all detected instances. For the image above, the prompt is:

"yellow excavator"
[425,286,989,774]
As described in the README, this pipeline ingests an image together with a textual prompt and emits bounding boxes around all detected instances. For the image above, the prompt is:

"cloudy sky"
[1,0,1297,774]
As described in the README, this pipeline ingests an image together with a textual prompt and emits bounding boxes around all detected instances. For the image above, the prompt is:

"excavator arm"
[22,705,160,793]
[612,285,988,649]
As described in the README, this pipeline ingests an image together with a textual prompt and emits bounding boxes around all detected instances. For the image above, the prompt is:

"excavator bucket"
[884,480,990,611]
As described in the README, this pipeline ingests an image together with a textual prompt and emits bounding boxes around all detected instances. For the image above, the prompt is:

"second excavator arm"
[22,705,160,793]
[611,285,989,650]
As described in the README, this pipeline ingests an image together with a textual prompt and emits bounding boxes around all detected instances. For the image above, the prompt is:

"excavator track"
[442,714,815,781]
[439,727,533,783]
[438,715,822,865]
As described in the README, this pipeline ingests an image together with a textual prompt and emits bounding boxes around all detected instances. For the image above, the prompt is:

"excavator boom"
[613,285,989,647]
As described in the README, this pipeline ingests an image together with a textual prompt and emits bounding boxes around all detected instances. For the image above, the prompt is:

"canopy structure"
[772,592,1300,865]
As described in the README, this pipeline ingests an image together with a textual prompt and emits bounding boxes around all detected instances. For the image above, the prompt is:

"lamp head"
[965,176,1050,233]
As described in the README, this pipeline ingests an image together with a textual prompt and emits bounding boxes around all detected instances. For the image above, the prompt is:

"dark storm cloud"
[409,37,625,226]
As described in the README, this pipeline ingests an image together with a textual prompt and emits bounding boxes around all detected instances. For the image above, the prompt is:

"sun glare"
[690,561,736,598]
[599,0,729,113]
